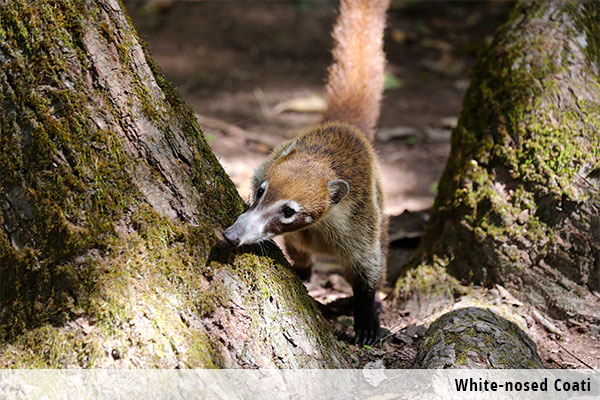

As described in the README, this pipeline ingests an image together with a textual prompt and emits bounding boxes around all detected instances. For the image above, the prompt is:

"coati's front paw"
[354,309,380,346]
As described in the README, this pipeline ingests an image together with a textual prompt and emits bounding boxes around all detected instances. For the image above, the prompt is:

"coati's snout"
[222,226,241,247]
[223,179,306,247]
[222,207,270,247]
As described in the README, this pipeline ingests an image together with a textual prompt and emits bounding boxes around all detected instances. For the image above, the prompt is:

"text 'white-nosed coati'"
[224,0,389,345]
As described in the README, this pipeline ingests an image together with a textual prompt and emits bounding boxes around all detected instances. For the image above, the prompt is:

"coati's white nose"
[223,208,268,246]
[223,228,241,247]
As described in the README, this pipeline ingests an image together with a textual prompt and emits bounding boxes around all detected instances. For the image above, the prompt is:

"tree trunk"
[0,0,347,368]
[399,0,600,337]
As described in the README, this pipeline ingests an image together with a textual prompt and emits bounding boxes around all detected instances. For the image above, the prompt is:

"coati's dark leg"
[352,278,380,345]
[374,215,389,315]
[284,236,313,281]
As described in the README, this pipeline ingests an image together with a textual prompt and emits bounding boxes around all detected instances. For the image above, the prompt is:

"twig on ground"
[556,341,594,369]
[194,113,280,150]
[253,87,275,125]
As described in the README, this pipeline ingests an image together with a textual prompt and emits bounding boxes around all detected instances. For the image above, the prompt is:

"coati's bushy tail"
[321,0,389,142]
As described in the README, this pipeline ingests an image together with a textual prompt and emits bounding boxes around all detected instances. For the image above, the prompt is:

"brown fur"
[321,0,389,141]
[254,122,387,290]
[226,0,390,344]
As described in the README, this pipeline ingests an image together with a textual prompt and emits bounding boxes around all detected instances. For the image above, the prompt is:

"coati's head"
[223,147,349,247]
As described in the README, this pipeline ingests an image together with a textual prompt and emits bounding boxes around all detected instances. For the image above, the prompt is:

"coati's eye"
[282,206,296,218]
[256,187,265,199]
[255,182,268,200]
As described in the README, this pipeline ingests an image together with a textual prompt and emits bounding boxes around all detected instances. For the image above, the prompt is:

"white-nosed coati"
[223,0,389,345]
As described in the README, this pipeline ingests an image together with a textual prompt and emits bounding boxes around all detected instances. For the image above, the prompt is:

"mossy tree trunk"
[401,0,600,339]
[0,0,347,368]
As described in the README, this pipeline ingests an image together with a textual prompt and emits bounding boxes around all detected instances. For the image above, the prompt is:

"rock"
[404,325,427,339]
[413,307,544,368]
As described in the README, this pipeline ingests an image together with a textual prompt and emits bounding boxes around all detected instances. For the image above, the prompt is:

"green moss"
[394,261,470,319]
[187,334,219,369]
[228,249,325,326]
[0,325,103,368]
[0,0,344,369]
[0,224,223,368]
[0,0,214,365]
[417,308,543,368]
[406,1,600,295]
[569,2,600,70]
[142,53,247,226]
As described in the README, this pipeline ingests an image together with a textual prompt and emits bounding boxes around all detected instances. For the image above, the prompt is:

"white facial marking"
[280,200,301,224]
[228,199,303,245]
[280,141,296,157]
[231,209,268,246]
[255,181,269,205]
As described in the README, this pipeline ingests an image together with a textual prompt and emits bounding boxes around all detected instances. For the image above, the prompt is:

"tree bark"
[400,0,600,337]
[0,0,347,368]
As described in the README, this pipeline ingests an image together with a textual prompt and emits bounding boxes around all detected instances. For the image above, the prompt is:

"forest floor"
[125,1,598,369]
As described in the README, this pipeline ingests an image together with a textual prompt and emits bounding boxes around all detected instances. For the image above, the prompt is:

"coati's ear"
[280,141,296,158]
[327,179,349,205]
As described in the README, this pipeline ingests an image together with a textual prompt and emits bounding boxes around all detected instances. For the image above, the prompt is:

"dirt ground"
[125,1,598,369]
